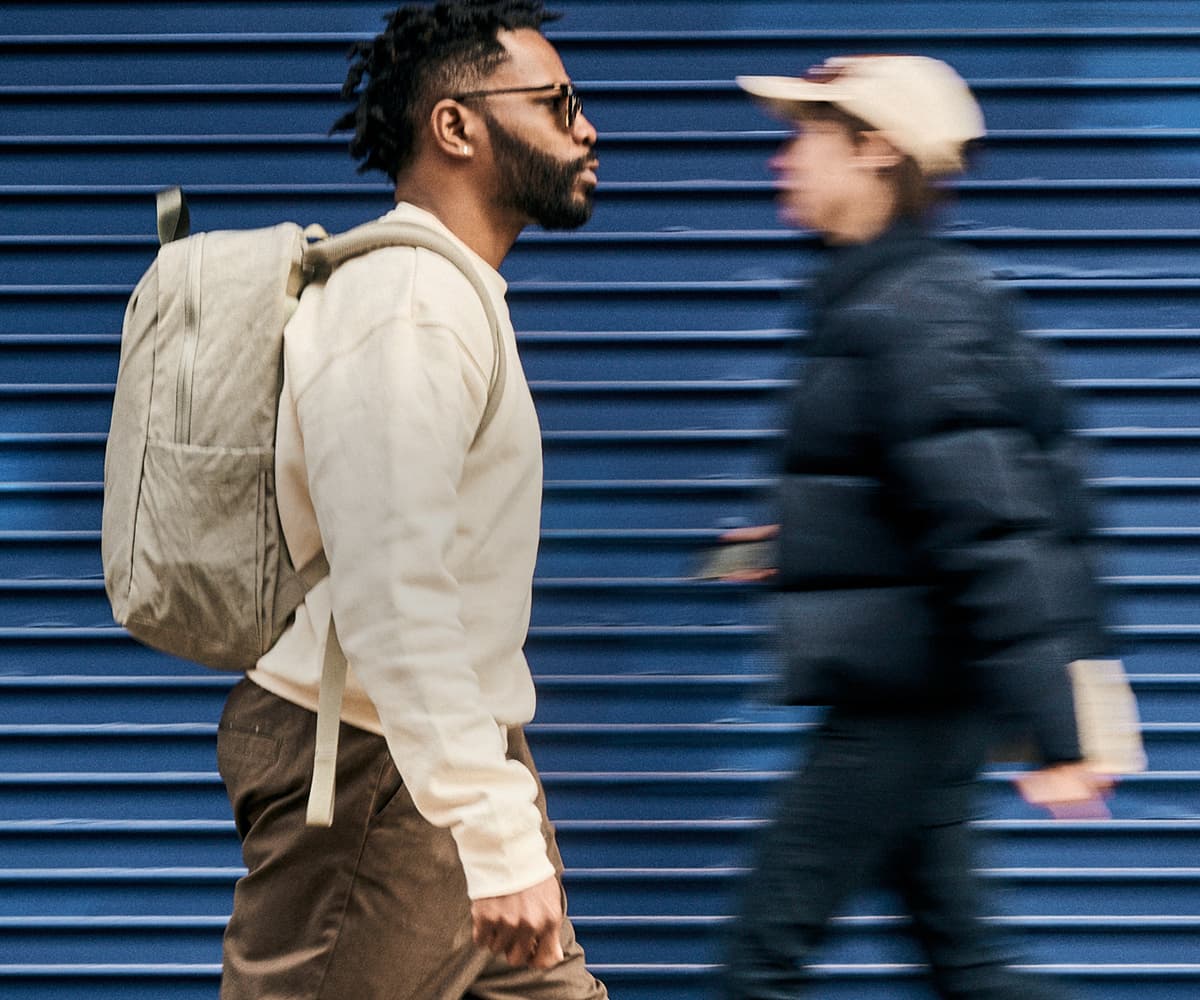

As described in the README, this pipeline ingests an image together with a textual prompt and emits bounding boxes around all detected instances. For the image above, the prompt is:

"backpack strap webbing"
[303,221,508,437]
[299,220,509,827]
[306,615,350,827]
[155,186,191,245]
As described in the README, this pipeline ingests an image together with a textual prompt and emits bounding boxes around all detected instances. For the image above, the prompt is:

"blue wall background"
[3,2,1200,997]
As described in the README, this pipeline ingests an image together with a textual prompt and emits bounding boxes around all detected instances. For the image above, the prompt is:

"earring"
[461,145,471,155]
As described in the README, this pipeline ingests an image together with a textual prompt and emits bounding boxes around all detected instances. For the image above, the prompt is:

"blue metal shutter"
[2,2,1200,997]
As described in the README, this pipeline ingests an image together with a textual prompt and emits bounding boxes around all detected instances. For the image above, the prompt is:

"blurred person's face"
[768,117,899,244]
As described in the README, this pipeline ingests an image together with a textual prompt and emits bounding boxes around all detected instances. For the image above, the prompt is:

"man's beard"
[483,113,594,230]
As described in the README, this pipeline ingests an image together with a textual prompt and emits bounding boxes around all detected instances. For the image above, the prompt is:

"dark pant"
[723,707,1068,1000]
[217,678,607,1000]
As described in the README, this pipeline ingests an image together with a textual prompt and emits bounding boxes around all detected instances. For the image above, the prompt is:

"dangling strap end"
[306,754,338,827]
[305,615,349,828]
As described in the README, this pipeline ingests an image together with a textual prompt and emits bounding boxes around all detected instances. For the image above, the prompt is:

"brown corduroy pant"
[217,678,608,1000]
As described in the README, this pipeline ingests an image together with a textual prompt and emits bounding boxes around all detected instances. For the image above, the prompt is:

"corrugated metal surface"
[2,1,1200,997]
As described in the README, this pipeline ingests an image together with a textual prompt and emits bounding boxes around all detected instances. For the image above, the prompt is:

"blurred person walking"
[722,55,1113,999]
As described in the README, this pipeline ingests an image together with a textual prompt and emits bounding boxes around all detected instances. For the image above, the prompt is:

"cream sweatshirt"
[248,203,553,899]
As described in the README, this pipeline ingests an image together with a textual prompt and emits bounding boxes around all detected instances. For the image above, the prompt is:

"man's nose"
[573,110,597,147]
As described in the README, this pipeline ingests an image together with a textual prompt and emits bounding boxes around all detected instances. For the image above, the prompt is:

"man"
[214,3,606,998]
[721,56,1114,998]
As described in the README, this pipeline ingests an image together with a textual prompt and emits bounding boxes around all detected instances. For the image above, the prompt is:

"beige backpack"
[102,187,505,823]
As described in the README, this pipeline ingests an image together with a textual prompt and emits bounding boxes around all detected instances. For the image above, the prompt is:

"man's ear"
[430,99,477,160]
[855,130,904,170]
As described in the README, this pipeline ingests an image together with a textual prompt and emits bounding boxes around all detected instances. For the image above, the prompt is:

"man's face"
[483,110,594,230]
[475,29,598,230]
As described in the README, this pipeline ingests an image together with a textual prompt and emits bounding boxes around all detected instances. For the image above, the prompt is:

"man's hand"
[471,874,565,970]
[1014,760,1115,819]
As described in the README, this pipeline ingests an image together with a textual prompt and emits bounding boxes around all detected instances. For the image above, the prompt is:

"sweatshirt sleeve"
[857,296,1087,763]
[290,256,554,899]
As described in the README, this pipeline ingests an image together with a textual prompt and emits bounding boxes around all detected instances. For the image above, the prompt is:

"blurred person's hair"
[334,0,557,181]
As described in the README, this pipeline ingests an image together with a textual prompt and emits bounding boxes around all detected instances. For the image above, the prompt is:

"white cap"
[737,55,985,177]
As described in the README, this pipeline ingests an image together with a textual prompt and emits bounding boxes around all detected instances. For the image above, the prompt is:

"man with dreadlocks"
[213,3,605,998]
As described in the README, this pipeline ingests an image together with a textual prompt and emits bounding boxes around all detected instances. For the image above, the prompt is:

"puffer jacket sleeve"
[852,278,1100,763]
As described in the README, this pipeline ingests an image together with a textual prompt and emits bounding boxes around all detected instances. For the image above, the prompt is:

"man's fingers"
[474,920,513,956]
[470,875,564,968]
[530,929,565,970]
[505,935,534,968]
[475,917,530,967]
[492,926,563,970]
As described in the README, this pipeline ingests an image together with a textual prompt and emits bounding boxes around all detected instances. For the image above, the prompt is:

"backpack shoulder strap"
[299,222,511,828]
[303,221,507,437]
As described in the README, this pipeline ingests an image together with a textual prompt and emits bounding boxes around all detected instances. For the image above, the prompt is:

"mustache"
[570,151,598,173]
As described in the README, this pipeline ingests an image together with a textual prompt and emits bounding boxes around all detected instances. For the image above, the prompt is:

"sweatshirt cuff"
[452,814,556,901]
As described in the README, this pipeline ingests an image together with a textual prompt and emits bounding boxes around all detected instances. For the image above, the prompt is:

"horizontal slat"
[0,526,1191,578]
[575,914,1200,966]
[0,916,224,965]
[9,522,1200,579]
[8,81,1200,135]
[0,962,1198,1000]
[4,29,1200,83]
[4,380,1198,440]
[2,429,1200,480]
[0,576,776,629]
[6,475,1200,531]
[0,623,774,677]
[0,773,232,822]
[6,0,1200,35]
[7,130,1200,186]
[8,618,1196,678]
[0,865,238,917]
[0,720,1197,773]
[4,815,1200,870]
[4,279,1200,337]
[1,765,1197,824]
[3,671,1196,727]
[8,179,1200,231]
[4,911,1200,968]
[6,0,1200,36]
[2,573,1199,630]
[8,328,1200,384]
[6,862,1200,920]
[0,721,813,773]
[14,227,1200,287]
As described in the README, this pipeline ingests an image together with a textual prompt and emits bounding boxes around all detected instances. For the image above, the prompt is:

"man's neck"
[394,173,522,270]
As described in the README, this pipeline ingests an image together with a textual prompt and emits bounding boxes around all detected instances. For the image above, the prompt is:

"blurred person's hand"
[713,524,780,581]
[1014,761,1115,819]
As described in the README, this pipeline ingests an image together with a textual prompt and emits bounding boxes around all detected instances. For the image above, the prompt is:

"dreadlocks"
[334,1,558,181]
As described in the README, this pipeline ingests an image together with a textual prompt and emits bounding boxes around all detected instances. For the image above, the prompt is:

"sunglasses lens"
[557,86,578,128]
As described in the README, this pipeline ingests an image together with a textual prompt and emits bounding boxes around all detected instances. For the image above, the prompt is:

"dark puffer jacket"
[774,221,1108,763]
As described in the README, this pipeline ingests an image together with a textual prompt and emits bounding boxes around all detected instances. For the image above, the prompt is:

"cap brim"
[735,75,850,119]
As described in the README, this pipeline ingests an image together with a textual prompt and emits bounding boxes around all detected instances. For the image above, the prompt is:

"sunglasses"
[453,82,583,130]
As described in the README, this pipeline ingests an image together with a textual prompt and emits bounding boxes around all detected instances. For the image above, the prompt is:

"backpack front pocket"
[126,439,275,670]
